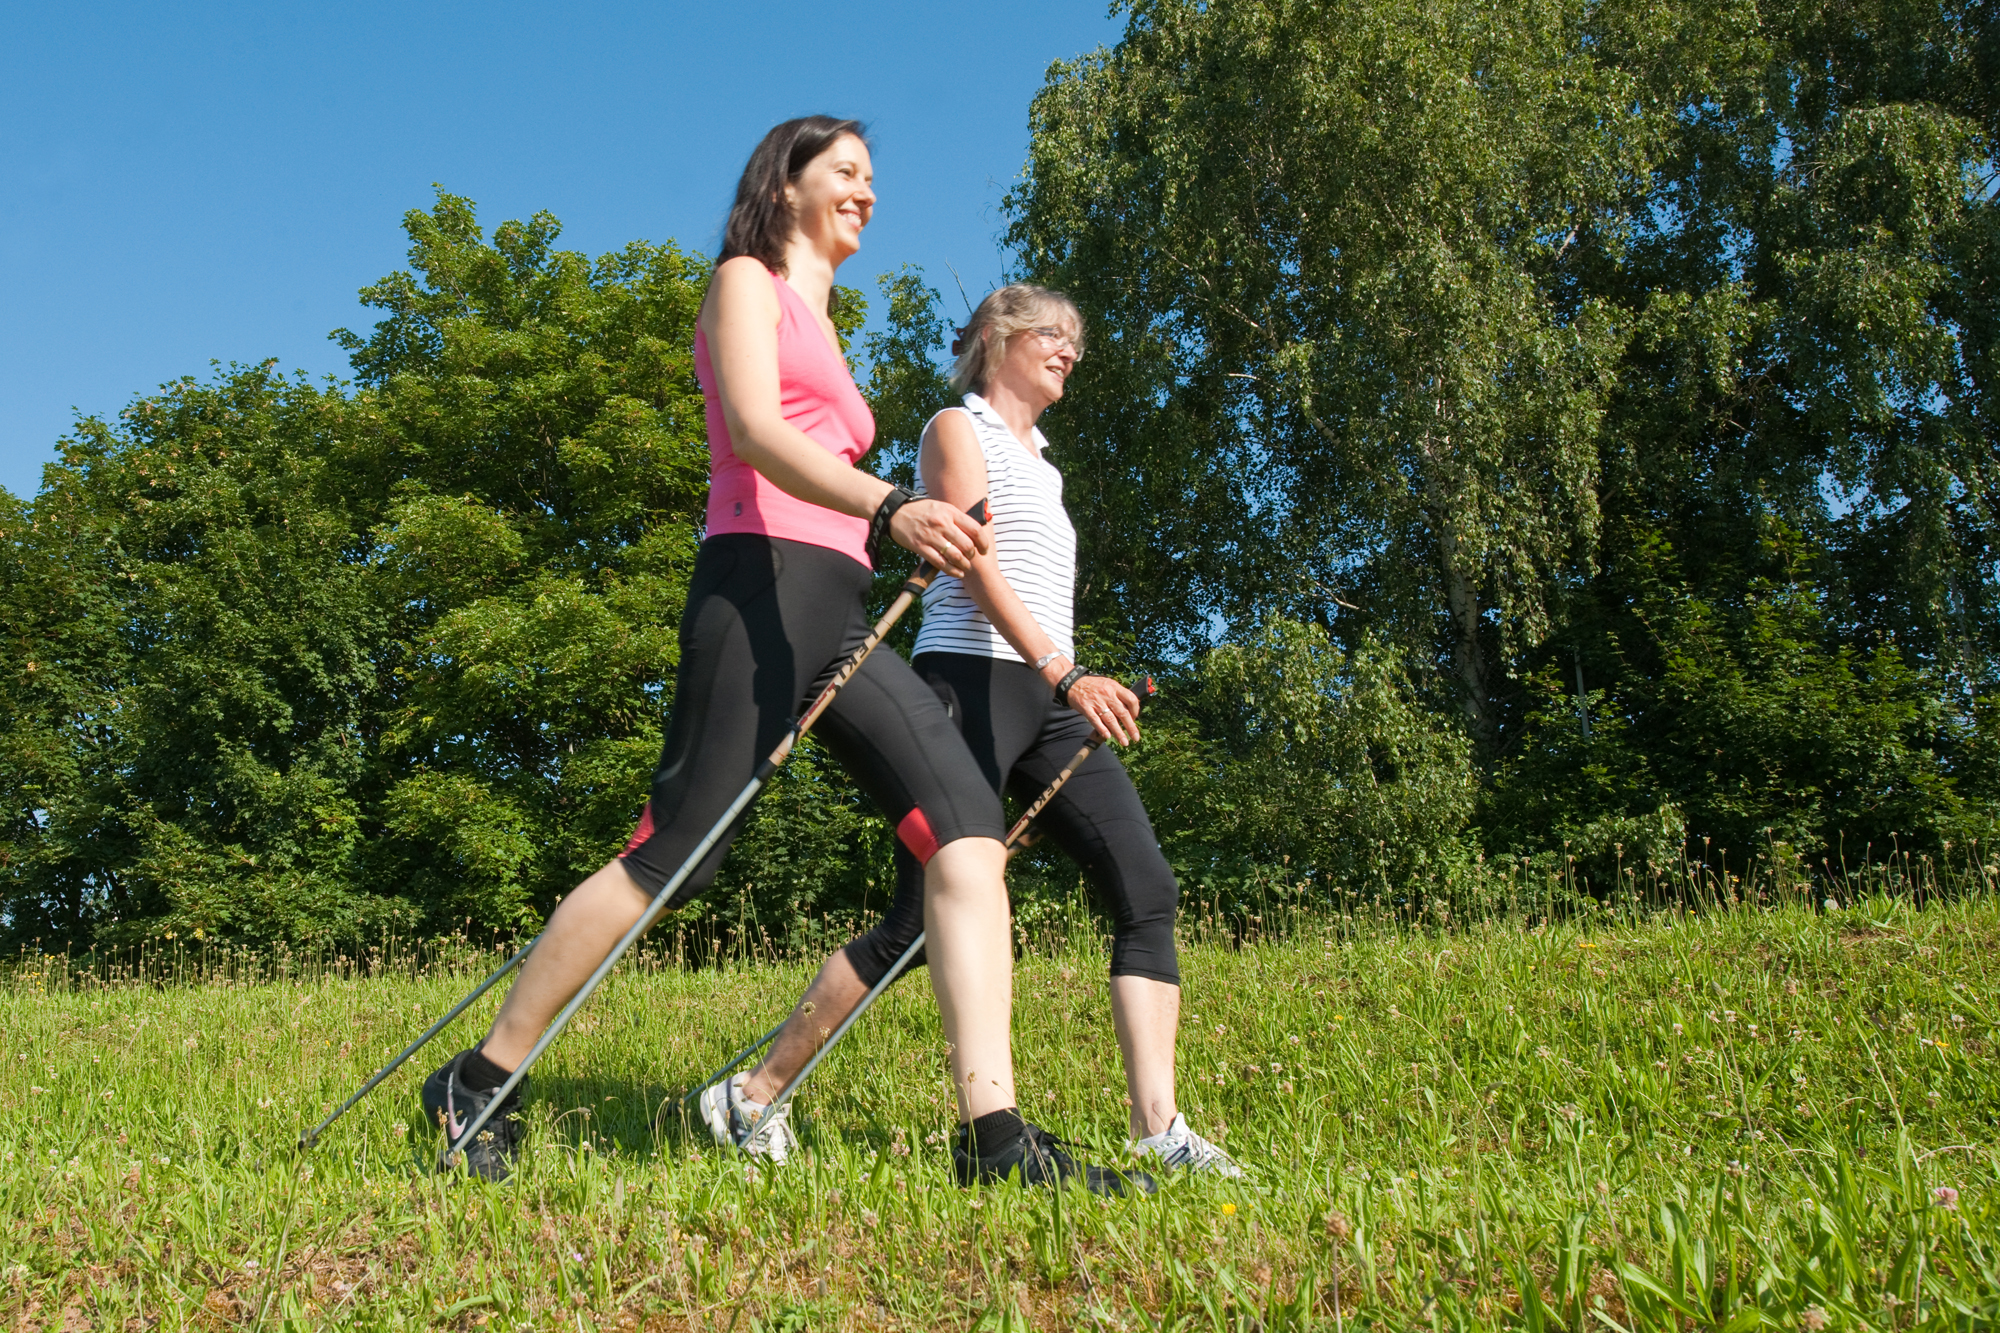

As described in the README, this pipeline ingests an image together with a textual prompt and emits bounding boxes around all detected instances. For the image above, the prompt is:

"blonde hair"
[948,284,1086,395]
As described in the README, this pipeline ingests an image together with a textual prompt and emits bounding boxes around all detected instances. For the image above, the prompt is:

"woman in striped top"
[724,284,1240,1178]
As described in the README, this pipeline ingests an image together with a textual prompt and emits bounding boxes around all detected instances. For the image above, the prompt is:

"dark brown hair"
[719,116,869,276]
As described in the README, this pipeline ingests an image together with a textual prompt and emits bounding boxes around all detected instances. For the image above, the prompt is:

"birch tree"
[1010,0,1652,754]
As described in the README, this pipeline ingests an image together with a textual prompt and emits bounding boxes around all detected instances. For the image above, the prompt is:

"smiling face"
[988,308,1082,410]
[784,133,875,265]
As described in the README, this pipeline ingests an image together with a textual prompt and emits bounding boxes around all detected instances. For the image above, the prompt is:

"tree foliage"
[1005,0,1998,878]
[4,0,1998,946]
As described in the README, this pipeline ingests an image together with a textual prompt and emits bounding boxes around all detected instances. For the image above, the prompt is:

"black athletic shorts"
[619,536,1003,906]
[843,651,1182,985]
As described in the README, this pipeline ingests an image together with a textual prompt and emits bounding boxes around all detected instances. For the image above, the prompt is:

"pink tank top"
[696,270,875,564]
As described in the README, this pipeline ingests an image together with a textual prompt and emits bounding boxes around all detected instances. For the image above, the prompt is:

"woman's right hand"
[1063,674,1142,745]
[890,497,989,578]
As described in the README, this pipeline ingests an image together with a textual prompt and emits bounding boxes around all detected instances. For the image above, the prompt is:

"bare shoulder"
[701,257,780,331]
[922,404,980,454]
[920,406,989,492]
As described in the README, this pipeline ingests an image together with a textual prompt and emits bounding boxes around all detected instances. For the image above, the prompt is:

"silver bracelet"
[1033,650,1071,672]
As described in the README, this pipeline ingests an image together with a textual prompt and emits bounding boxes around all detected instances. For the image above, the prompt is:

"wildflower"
[1221,1203,1237,1216]
[1577,941,1596,950]
[860,1208,879,1228]
[1324,1211,1353,1241]
[570,1251,584,1263]
[1933,1186,1960,1210]
[1672,1022,1683,1035]
[29,1086,43,1095]
[1802,1307,1829,1331]
[1288,1034,1300,1045]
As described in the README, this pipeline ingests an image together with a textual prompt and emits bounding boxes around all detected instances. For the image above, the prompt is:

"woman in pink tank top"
[417,117,1135,1194]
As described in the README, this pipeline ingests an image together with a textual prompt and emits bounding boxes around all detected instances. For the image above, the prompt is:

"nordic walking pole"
[444,501,988,1170]
[299,933,540,1151]
[739,676,1156,1149]
[682,1021,785,1109]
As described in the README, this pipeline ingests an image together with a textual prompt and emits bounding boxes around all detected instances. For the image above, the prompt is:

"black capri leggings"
[843,651,1182,986]
[619,536,1003,906]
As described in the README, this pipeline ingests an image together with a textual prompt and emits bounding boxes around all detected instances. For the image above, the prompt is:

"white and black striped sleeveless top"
[913,393,1076,664]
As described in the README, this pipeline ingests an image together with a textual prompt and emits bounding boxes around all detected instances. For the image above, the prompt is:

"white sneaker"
[1128,1113,1244,1177]
[698,1073,796,1164]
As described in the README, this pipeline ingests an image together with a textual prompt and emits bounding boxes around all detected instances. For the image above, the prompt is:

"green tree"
[0,366,401,944]
[1009,0,1650,753]
[336,191,714,930]
[1547,0,2000,863]
[1130,618,1477,909]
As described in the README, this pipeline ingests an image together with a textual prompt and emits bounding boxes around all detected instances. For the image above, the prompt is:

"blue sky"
[0,1,1125,501]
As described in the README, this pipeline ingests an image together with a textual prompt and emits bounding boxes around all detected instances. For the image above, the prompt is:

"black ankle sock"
[971,1108,1026,1158]
[460,1046,514,1091]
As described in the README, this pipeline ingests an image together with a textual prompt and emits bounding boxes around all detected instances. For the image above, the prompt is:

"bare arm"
[920,411,1139,743]
[701,257,985,573]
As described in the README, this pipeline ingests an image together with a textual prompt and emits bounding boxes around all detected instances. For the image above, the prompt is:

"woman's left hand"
[1063,674,1141,745]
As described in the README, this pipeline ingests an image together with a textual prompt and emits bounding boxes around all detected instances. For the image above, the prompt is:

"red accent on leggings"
[896,807,941,864]
[620,801,656,856]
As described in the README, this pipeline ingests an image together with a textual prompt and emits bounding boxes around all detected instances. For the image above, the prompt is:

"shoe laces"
[1167,1128,1233,1171]
[1020,1123,1083,1179]
[732,1081,796,1154]
[1133,1116,1238,1174]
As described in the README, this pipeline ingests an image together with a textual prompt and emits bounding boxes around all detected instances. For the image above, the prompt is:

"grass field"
[2,890,1996,1331]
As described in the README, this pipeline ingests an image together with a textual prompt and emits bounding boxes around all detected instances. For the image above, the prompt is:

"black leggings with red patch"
[842,652,1182,986]
[619,535,1002,906]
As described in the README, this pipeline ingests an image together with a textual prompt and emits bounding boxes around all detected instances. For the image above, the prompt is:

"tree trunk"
[1437,519,1497,758]
[1420,419,1498,758]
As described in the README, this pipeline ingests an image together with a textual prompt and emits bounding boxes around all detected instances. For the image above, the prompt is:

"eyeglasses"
[1027,326,1081,357]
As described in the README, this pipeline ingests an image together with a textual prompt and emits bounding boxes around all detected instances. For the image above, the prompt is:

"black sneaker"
[422,1049,524,1182]
[953,1120,1156,1197]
